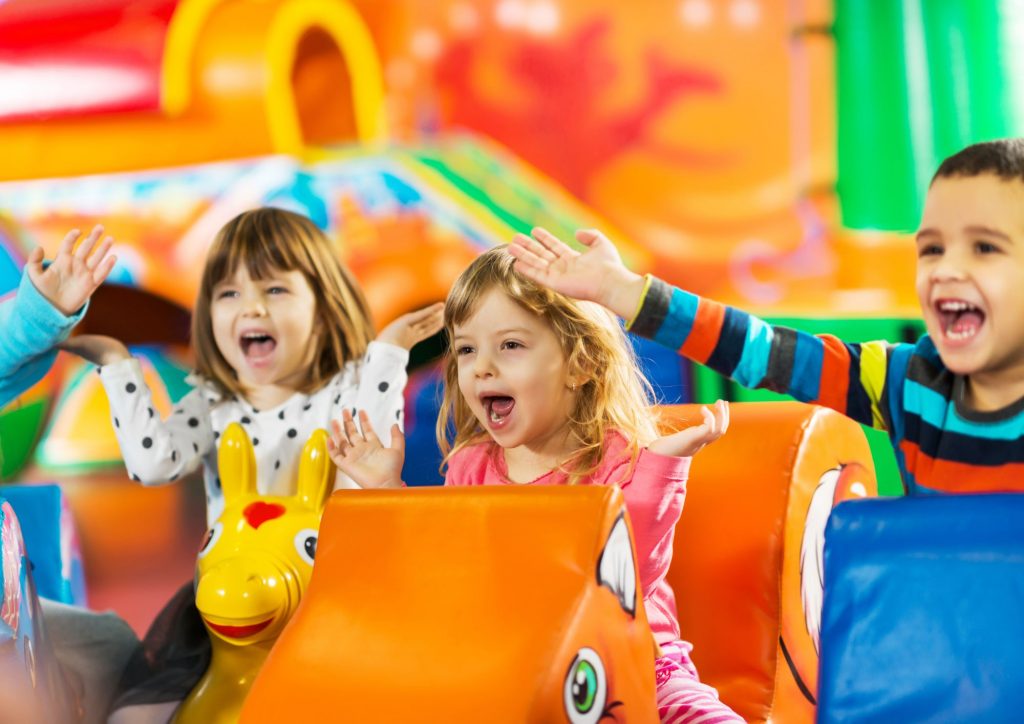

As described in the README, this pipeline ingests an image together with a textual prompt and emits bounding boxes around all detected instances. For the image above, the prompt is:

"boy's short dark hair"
[932,138,1024,184]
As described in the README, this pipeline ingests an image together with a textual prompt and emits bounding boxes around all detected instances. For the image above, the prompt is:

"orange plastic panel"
[243,486,658,723]
[661,402,876,723]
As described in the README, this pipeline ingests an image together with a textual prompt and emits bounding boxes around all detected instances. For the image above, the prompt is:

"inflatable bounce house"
[1,0,1022,721]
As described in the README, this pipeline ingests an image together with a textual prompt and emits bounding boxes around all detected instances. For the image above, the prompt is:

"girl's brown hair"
[436,246,659,483]
[191,207,375,397]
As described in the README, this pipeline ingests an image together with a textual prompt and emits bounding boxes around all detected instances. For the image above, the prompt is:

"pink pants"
[655,640,744,724]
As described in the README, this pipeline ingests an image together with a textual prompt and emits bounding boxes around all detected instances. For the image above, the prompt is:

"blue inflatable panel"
[1,484,87,605]
[819,495,1024,723]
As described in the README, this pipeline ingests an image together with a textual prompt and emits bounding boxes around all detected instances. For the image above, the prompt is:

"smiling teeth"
[946,327,978,341]
[937,301,976,312]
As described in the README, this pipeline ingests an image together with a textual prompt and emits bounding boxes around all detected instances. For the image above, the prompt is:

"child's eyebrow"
[915,228,940,241]
[964,225,1013,242]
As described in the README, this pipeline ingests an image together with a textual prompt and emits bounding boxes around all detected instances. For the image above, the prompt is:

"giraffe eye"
[294,528,318,565]
[198,522,223,558]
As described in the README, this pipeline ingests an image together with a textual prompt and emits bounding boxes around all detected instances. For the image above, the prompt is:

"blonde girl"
[329,246,741,723]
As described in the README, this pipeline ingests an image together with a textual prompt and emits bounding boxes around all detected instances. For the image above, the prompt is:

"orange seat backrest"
[660,402,877,723]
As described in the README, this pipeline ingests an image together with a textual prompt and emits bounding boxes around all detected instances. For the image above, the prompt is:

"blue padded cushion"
[819,494,1024,723]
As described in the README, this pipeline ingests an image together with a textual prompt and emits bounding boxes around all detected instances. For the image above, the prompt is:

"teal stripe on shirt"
[733,314,773,388]
[903,379,1023,441]
[652,288,699,351]
[789,331,824,402]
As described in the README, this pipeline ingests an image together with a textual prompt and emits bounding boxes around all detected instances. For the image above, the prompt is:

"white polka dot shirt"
[97,341,409,525]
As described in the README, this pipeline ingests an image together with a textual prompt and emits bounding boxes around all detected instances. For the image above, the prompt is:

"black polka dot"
[287,429,297,438]
[253,438,259,446]
[334,395,341,405]
[274,460,280,470]
[148,407,154,418]
[378,382,389,393]
[171,450,178,462]
[96,367,102,375]
[303,403,311,411]
[241,416,251,424]
[252,407,259,414]
[175,409,184,415]
[193,443,199,453]
[126,382,136,393]
[188,418,199,428]
[396,410,401,419]
[114,417,119,428]
[131,473,140,482]
[215,477,221,489]
[278,410,286,420]
[351,408,357,418]
[170,474,179,481]
[142,437,152,449]
[214,431,220,439]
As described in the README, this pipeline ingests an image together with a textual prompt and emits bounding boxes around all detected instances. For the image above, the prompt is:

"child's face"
[915,173,1024,380]
[211,264,318,395]
[453,288,577,456]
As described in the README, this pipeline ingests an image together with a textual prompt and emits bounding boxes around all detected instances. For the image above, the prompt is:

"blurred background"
[1,0,1022,635]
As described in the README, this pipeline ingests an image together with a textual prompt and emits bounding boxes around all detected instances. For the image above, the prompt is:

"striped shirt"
[630,277,1024,495]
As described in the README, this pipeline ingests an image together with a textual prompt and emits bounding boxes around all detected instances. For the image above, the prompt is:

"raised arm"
[513,227,894,431]
[94,357,215,484]
[0,227,117,405]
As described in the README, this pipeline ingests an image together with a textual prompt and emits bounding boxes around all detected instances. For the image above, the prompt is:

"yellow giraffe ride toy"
[175,422,333,724]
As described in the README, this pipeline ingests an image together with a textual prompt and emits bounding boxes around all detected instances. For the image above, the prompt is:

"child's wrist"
[604,269,648,321]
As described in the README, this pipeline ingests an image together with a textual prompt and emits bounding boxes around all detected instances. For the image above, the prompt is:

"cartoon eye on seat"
[241,485,659,723]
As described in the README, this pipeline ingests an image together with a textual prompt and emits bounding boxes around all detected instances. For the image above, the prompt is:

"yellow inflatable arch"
[1,0,385,181]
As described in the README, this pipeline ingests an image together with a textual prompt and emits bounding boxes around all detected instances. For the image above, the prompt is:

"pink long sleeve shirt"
[444,432,690,646]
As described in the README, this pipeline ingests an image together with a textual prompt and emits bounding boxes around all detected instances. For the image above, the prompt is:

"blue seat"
[819,494,1024,723]
[1,483,87,605]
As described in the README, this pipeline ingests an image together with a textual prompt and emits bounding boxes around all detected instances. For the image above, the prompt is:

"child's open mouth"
[240,332,277,362]
[483,395,515,427]
[935,299,985,342]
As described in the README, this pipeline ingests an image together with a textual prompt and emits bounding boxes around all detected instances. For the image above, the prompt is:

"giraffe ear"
[296,429,334,510]
[218,423,258,502]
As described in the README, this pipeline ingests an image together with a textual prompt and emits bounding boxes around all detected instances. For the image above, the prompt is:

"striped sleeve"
[628,277,892,430]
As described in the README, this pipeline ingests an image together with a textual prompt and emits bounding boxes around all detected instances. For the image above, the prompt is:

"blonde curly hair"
[437,246,659,483]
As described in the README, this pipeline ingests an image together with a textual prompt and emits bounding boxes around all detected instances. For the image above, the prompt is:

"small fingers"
[390,424,406,455]
[91,251,117,285]
[341,408,363,443]
[25,247,45,274]
[717,399,730,435]
[328,420,350,459]
[516,230,560,265]
[85,237,114,271]
[73,225,103,261]
[574,228,606,248]
[405,301,444,324]
[56,229,81,259]
[357,410,380,446]
[530,227,577,259]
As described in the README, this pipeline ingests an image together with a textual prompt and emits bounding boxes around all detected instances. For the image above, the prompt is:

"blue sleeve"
[0,271,87,408]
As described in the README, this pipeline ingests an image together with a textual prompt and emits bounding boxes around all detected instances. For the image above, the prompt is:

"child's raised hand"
[376,302,445,350]
[58,334,131,367]
[327,409,405,489]
[27,226,117,316]
[509,227,645,319]
[648,400,730,459]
